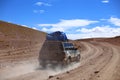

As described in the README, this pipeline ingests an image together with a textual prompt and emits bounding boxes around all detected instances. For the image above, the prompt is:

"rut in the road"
[1,41,120,80]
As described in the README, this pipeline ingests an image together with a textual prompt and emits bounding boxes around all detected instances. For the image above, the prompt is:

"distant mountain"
[76,36,120,46]
[114,36,120,38]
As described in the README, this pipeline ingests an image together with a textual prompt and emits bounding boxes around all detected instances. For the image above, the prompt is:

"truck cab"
[62,42,80,64]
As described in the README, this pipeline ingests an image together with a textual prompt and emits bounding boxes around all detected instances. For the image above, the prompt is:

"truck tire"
[76,55,80,62]
[40,60,47,69]
[66,57,71,65]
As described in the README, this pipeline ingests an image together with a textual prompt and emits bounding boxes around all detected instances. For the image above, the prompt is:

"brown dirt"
[0,21,120,80]
[0,21,46,68]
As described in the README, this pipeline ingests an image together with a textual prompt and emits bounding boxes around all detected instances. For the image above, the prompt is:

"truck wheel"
[62,57,71,67]
[76,55,80,62]
[40,60,46,69]
[66,57,71,65]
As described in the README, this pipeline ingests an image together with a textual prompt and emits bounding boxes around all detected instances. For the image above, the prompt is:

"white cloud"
[109,17,120,26]
[37,17,120,39]
[42,27,64,32]
[39,19,98,32]
[21,25,28,27]
[69,25,120,39]
[32,27,38,30]
[101,0,109,3]
[67,32,118,40]
[35,2,43,6]
[33,10,45,13]
[35,2,51,6]
[77,26,113,33]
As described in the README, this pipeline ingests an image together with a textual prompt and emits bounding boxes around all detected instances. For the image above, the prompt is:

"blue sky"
[0,0,120,39]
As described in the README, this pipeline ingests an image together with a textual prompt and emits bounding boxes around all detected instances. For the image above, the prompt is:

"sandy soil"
[0,41,120,80]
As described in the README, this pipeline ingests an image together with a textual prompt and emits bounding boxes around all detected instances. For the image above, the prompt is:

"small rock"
[56,77,60,79]
[66,71,70,73]
[94,71,99,74]
[49,75,54,79]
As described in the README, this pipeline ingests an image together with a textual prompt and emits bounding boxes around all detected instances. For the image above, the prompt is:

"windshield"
[63,43,74,48]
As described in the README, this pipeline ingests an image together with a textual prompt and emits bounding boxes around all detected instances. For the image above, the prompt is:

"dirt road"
[48,41,120,80]
[0,41,120,80]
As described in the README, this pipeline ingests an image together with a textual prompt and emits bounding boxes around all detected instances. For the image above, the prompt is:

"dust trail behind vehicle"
[0,60,80,80]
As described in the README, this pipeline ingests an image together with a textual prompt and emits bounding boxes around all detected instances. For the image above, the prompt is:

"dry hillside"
[0,21,46,67]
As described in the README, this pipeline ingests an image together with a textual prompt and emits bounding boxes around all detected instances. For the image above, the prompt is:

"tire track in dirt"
[47,41,109,80]
[80,42,103,66]
[0,41,120,80]
[0,42,95,80]
[48,41,120,80]
[91,43,120,80]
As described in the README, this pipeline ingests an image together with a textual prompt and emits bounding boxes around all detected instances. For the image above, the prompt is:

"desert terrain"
[0,21,120,80]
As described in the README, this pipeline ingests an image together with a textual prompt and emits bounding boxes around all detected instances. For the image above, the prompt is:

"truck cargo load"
[46,31,68,41]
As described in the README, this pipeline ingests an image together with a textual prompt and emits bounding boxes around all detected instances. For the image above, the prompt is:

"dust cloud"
[0,62,38,80]
[38,62,81,77]
[0,61,80,80]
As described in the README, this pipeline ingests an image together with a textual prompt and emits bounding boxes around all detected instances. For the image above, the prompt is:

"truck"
[39,31,80,68]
